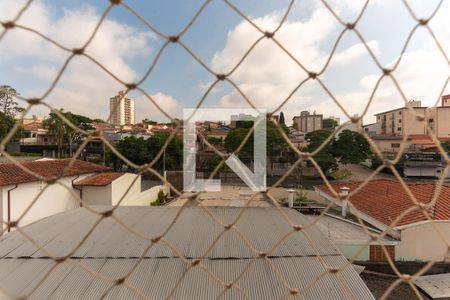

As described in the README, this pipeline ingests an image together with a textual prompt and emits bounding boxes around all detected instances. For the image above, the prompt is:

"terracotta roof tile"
[315,179,450,227]
[0,159,110,187]
[74,172,124,186]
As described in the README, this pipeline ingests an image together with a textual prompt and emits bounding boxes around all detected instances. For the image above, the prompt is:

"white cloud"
[0,0,163,122]
[135,92,184,122]
[209,0,450,126]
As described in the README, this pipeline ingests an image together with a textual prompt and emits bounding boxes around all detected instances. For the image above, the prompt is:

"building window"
[392,143,400,148]
[398,127,401,131]
[399,119,401,123]
[399,111,402,115]
[429,118,434,123]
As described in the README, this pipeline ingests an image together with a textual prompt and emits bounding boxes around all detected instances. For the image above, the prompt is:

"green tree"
[279,111,285,125]
[224,120,289,163]
[0,85,23,116]
[224,127,253,161]
[333,130,372,164]
[441,141,450,152]
[106,133,183,171]
[0,112,17,140]
[44,112,66,157]
[323,118,338,129]
[305,130,337,174]
[44,110,95,157]
[207,136,222,146]
[93,118,105,123]
[142,118,157,125]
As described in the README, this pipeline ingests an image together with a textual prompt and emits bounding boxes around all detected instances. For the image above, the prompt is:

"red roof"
[0,159,110,187]
[315,180,450,227]
[74,172,124,186]
[22,122,45,131]
[408,134,434,145]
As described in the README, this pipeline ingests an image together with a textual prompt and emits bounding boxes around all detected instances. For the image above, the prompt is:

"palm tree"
[44,111,66,158]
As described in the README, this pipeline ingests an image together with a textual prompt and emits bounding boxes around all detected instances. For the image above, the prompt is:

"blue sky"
[1,0,449,124]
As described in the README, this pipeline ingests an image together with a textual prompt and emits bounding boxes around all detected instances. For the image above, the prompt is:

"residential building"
[403,152,450,178]
[362,123,378,137]
[0,207,374,299]
[371,133,437,154]
[18,116,44,127]
[374,100,426,136]
[426,94,450,140]
[315,180,450,262]
[371,96,450,153]
[74,172,165,206]
[202,129,229,141]
[370,99,445,153]
[304,214,397,262]
[334,115,363,139]
[230,113,255,128]
[0,159,110,234]
[292,111,323,133]
[109,90,135,126]
[19,122,53,145]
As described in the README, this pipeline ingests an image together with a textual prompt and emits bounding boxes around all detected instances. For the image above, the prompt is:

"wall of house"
[372,139,409,153]
[124,185,165,206]
[335,243,369,261]
[396,221,450,262]
[436,108,450,139]
[403,165,445,178]
[1,173,94,234]
[111,173,141,205]
[402,107,427,136]
[81,185,112,206]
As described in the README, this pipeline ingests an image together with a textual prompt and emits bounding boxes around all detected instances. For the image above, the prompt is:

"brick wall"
[370,245,395,262]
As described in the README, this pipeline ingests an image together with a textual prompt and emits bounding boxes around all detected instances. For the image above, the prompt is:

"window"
[398,127,401,131]
[399,119,402,123]
[391,143,400,148]
[399,111,402,115]
[429,118,434,123]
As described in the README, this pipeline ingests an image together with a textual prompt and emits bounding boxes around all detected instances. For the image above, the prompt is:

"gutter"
[7,184,18,233]
[71,175,83,207]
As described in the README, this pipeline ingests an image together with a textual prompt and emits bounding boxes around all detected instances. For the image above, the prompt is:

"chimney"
[340,187,350,218]
[287,189,295,208]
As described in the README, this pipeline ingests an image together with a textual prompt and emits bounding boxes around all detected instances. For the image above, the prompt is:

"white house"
[315,180,450,262]
[74,172,165,206]
[0,158,110,235]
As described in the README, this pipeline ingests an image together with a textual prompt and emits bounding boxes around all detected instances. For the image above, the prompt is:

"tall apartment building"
[371,96,450,153]
[374,97,450,138]
[292,111,323,133]
[109,91,135,126]
[426,95,450,139]
[374,100,426,136]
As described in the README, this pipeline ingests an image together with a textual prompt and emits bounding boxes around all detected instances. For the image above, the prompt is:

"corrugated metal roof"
[0,207,375,299]
[413,273,450,299]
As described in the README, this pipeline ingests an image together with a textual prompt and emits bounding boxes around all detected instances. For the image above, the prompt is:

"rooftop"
[0,159,110,187]
[74,172,124,186]
[315,180,450,227]
[303,214,396,243]
[169,186,272,207]
[0,207,374,299]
